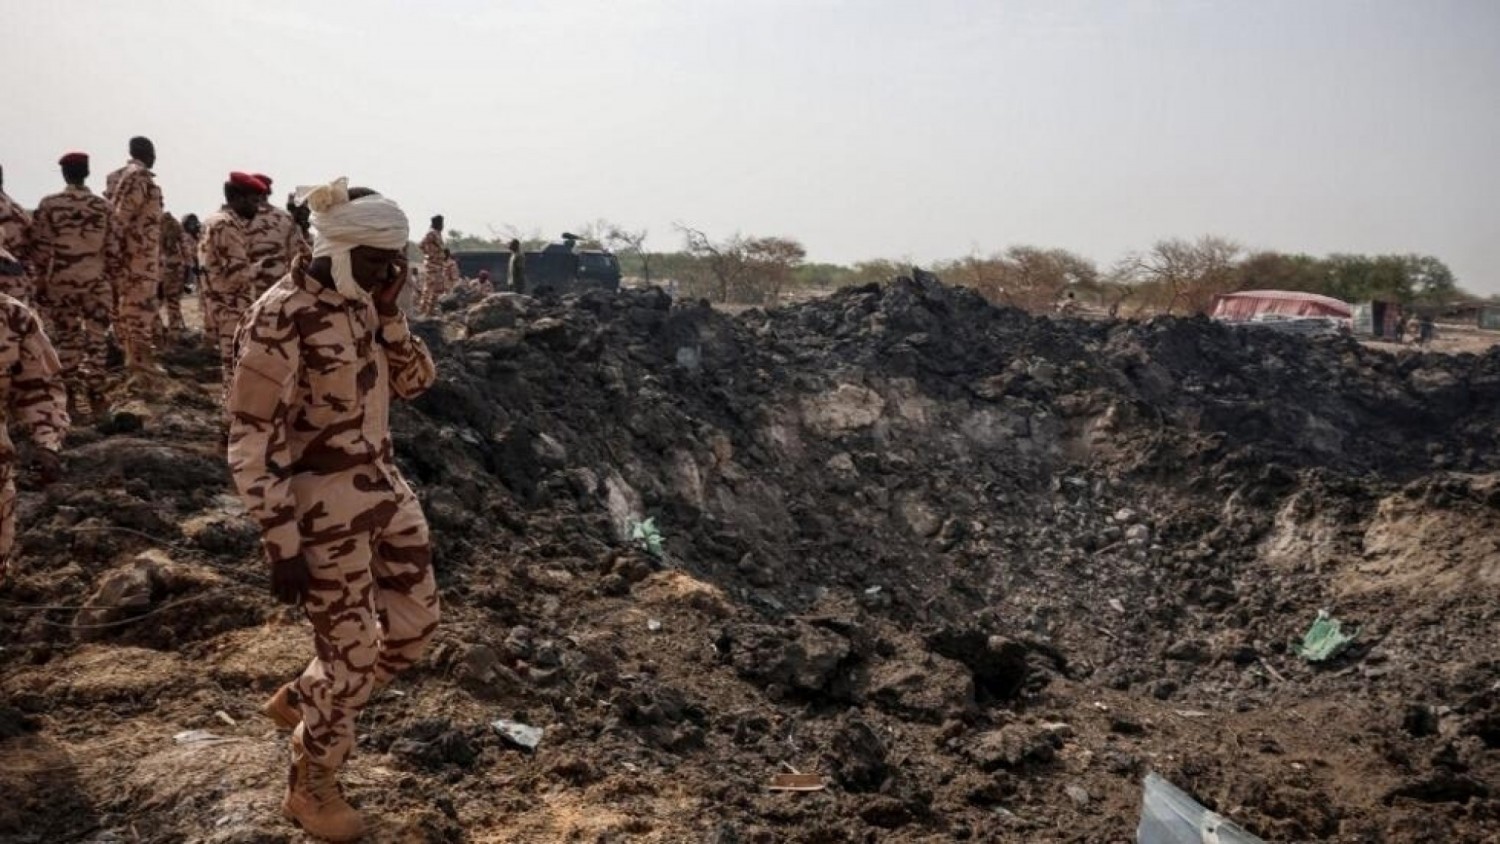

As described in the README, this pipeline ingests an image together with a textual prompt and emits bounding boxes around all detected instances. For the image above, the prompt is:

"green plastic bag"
[1297,609,1356,662]
[630,518,664,558]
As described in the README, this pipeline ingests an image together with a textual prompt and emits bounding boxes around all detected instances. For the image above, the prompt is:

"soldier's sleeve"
[378,312,437,399]
[28,202,54,272]
[111,172,142,220]
[226,302,303,565]
[8,307,69,452]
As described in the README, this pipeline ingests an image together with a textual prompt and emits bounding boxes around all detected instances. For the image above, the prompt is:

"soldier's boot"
[283,735,365,842]
[262,682,301,730]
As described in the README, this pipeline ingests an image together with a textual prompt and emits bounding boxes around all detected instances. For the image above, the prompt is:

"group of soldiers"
[0,137,316,417]
[0,162,449,840]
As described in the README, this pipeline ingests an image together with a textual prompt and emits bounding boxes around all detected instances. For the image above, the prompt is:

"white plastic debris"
[1137,773,1264,843]
[492,719,544,751]
[647,618,663,632]
[172,730,241,747]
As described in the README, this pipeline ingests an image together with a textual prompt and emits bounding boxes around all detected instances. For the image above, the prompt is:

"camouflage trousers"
[116,272,159,365]
[159,265,186,334]
[287,464,440,768]
[40,278,112,395]
[417,262,446,315]
[203,286,252,388]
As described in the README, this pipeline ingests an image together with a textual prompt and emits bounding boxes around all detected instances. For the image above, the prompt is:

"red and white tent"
[1210,290,1352,322]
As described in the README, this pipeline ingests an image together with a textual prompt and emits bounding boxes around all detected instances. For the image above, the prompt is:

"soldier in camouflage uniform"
[198,173,264,392]
[417,215,444,315]
[158,212,189,341]
[0,165,35,304]
[30,153,118,415]
[419,247,459,314]
[246,174,309,299]
[228,180,439,842]
[103,137,163,372]
[0,248,67,587]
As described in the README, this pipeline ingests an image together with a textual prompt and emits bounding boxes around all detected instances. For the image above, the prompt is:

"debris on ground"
[3,279,1500,841]
[1297,609,1358,663]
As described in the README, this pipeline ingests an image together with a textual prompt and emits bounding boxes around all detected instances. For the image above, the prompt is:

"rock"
[1124,523,1151,545]
[1109,716,1146,736]
[968,724,1060,771]
[466,328,524,357]
[722,623,856,699]
[73,563,158,636]
[801,384,884,434]
[1163,639,1209,664]
[826,719,888,792]
[858,795,913,829]
[1064,783,1090,808]
[525,317,575,351]
[454,644,523,696]
[866,657,975,722]
[1112,508,1138,524]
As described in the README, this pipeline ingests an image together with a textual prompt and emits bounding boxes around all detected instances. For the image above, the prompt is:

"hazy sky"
[4,0,1498,290]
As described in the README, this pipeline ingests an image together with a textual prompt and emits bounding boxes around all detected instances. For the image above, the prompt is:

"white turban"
[293,177,409,302]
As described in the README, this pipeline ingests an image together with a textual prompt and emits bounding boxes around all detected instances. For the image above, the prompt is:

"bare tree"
[603,224,652,286]
[675,224,806,305]
[1116,236,1241,315]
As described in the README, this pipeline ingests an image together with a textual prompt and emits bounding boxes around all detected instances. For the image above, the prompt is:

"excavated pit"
[2,277,1500,842]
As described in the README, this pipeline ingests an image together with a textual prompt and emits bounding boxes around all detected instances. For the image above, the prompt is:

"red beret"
[228,171,270,194]
[252,173,273,187]
[59,152,89,166]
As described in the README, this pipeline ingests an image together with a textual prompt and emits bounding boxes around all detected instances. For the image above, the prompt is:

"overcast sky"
[4,0,1497,290]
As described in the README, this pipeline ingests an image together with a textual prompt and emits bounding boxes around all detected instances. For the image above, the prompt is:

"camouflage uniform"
[0,295,68,583]
[417,229,444,315]
[158,213,188,336]
[29,185,117,401]
[104,161,163,366]
[227,258,440,770]
[198,208,256,386]
[420,255,460,313]
[0,191,34,304]
[246,201,309,299]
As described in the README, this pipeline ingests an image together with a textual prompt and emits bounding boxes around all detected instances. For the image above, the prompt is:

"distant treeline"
[444,225,1474,313]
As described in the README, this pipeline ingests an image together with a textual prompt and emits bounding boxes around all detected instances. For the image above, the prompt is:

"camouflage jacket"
[105,160,163,274]
[0,295,68,461]
[0,191,32,263]
[227,259,437,563]
[30,185,116,287]
[444,258,461,285]
[160,212,185,273]
[198,208,255,295]
[419,229,444,267]
[246,202,309,288]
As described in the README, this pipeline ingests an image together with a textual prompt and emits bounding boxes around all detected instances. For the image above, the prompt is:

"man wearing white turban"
[226,179,440,842]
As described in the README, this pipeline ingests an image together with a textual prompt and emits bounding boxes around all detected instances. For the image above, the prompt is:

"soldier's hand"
[374,257,408,317]
[270,556,311,605]
[33,449,62,486]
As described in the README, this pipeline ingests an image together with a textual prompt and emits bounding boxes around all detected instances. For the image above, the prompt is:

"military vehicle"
[452,233,622,294]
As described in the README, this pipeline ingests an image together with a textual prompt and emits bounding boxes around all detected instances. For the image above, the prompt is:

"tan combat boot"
[283,735,365,842]
[261,682,301,731]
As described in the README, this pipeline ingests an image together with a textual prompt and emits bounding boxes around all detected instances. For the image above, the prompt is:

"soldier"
[0,164,35,304]
[199,173,264,391]
[419,248,459,314]
[0,247,67,587]
[182,213,214,348]
[246,174,309,299]
[228,179,439,841]
[508,238,526,294]
[158,212,189,341]
[417,214,444,315]
[29,153,117,416]
[104,136,164,373]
